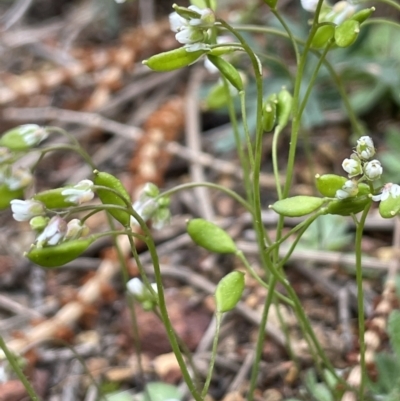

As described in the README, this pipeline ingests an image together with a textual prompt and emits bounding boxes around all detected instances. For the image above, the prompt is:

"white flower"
[342,156,362,177]
[335,180,359,199]
[188,6,215,29]
[356,136,375,160]
[175,27,205,45]
[364,159,382,181]
[372,183,400,202]
[169,12,188,33]
[61,179,94,204]
[126,278,157,301]
[5,167,33,190]
[10,199,45,222]
[35,216,67,248]
[18,125,48,147]
[65,219,89,240]
[169,6,214,49]
[301,0,319,12]
[329,1,356,24]
[131,198,158,226]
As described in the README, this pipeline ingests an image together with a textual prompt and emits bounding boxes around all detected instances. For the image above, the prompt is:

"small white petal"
[127,278,144,296]
[301,0,319,12]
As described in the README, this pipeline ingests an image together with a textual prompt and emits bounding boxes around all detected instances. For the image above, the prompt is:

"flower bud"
[5,167,33,190]
[29,216,49,232]
[335,180,359,199]
[127,278,158,309]
[61,179,94,204]
[342,155,362,177]
[363,160,382,181]
[10,199,45,221]
[356,136,375,160]
[35,216,67,248]
[0,125,48,150]
[65,219,89,240]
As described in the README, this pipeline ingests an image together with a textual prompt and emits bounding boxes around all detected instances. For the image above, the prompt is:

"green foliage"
[380,127,400,183]
[296,214,353,251]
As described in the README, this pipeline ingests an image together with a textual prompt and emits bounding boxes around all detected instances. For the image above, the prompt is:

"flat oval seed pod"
[271,196,324,217]
[26,237,95,268]
[187,218,237,254]
[215,271,245,313]
[94,171,131,226]
[143,48,206,72]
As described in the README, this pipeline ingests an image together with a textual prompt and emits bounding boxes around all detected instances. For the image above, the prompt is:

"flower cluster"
[10,179,94,248]
[169,5,215,52]
[336,136,382,200]
[332,135,400,218]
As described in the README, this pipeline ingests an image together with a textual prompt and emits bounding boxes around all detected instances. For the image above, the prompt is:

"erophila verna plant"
[2,0,400,399]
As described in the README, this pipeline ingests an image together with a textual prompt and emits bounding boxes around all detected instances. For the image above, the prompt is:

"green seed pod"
[205,82,230,110]
[26,237,95,268]
[358,183,370,196]
[143,48,207,72]
[187,218,237,254]
[277,88,293,129]
[335,20,360,48]
[379,196,400,219]
[315,174,347,198]
[207,55,244,91]
[262,99,277,132]
[93,170,131,226]
[215,271,245,313]
[270,196,324,217]
[326,196,371,216]
[351,7,375,24]
[311,25,335,49]
[0,184,24,210]
[33,188,75,209]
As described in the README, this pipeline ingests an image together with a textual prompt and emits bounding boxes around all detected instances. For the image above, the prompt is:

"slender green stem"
[282,0,325,199]
[239,90,255,170]
[231,24,364,135]
[298,41,333,119]
[271,9,300,64]
[0,336,42,401]
[201,313,222,398]
[276,213,320,270]
[248,275,277,401]
[159,181,253,213]
[272,126,283,199]
[354,202,372,400]
[223,77,255,207]
[126,212,201,400]
[39,144,96,169]
[376,0,400,11]
[236,250,294,306]
[364,18,400,29]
